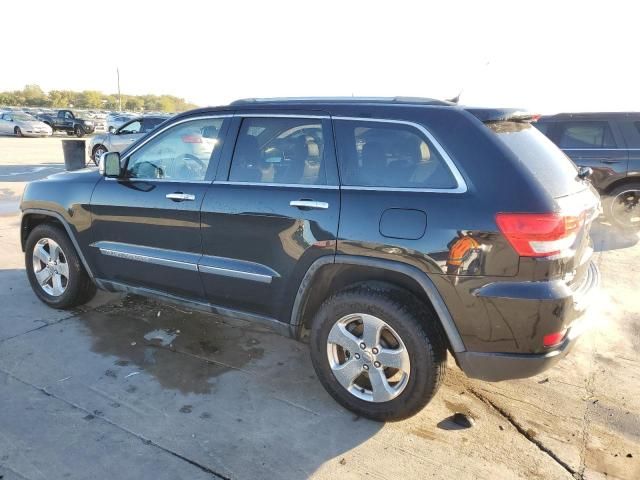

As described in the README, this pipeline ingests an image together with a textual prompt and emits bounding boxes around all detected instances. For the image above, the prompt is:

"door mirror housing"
[108,126,116,133]
[100,152,122,177]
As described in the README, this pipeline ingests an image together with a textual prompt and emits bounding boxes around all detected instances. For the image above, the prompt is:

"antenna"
[117,67,122,112]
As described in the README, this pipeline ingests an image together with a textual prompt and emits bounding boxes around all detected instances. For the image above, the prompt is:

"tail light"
[543,331,567,348]
[181,134,202,143]
[496,212,584,257]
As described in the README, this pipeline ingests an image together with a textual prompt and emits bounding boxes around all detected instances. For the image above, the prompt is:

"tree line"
[0,84,198,112]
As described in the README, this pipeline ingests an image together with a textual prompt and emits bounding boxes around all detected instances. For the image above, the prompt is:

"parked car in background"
[20,97,600,421]
[0,111,52,137]
[106,113,136,133]
[88,116,168,164]
[536,112,640,231]
[37,110,95,137]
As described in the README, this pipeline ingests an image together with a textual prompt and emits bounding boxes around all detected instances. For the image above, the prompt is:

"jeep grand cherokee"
[20,97,600,421]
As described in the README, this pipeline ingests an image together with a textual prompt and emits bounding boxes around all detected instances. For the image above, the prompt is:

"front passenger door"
[110,119,143,152]
[89,115,231,300]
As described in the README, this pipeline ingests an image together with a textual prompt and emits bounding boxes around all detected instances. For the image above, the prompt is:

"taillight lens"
[543,331,566,348]
[181,134,202,143]
[496,212,584,257]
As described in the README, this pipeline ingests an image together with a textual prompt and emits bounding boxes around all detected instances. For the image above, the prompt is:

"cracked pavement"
[0,137,638,479]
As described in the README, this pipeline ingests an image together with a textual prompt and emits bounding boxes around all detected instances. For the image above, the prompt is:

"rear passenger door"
[199,113,340,322]
[555,120,628,189]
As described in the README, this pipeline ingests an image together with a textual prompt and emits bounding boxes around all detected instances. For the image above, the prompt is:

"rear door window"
[334,119,457,189]
[229,117,327,185]
[557,121,616,149]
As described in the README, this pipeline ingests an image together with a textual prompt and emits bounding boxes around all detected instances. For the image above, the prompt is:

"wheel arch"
[290,255,466,353]
[604,175,640,195]
[21,209,95,279]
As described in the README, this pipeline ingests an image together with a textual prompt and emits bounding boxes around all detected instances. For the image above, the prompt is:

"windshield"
[486,121,582,197]
[13,113,35,121]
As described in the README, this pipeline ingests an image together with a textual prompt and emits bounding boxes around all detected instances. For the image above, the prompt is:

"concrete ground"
[0,135,638,480]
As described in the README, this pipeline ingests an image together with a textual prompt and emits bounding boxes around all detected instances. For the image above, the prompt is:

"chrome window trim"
[332,116,468,194]
[236,113,330,119]
[104,177,211,184]
[214,180,338,190]
[561,148,640,151]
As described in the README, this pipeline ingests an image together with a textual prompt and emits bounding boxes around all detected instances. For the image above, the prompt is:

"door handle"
[601,159,620,164]
[289,200,329,210]
[166,192,196,202]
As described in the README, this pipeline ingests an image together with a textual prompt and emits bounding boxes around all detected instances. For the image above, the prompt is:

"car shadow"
[0,163,64,182]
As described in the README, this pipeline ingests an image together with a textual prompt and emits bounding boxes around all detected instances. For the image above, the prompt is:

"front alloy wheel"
[25,223,96,309]
[32,238,69,296]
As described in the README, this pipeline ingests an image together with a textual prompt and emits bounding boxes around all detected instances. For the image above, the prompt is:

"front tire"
[603,182,640,232]
[74,125,84,137]
[25,223,96,309]
[92,145,107,165]
[14,126,22,137]
[310,285,447,421]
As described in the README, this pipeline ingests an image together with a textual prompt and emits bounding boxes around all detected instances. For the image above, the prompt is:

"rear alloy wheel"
[25,223,96,309]
[310,286,447,421]
[92,145,107,165]
[14,126,22,137]
[604,182,640,232]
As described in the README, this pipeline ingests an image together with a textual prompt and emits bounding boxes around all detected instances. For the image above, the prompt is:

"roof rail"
[229,96,453,106]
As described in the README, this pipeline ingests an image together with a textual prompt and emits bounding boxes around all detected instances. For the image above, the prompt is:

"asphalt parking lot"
[0,135,638,480]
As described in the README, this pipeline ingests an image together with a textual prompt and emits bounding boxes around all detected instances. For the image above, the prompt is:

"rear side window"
[557,121,616,149]
[486,121,580,197]
[142,117,165,133]
[229,117,327,185]
[334,120,457,189]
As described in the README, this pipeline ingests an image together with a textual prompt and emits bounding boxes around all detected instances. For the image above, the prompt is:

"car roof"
[540,112,640,121]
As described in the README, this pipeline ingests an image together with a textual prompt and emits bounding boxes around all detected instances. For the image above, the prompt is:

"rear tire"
[310,285,447,421]
[603,182,640,232]
[25,223,96,309]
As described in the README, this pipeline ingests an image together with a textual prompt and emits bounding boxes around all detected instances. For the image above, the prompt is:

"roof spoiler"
[466,108,541,123]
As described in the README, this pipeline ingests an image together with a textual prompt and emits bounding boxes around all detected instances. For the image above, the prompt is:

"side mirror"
[100,152,122,177]
[108,126,116,133]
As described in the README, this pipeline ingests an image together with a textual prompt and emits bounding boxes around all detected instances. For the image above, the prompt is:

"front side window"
[119,120,141,135]
[229,117,326,185]
[558,121,616,149]
[335,120,457,189]
[126,117,224,181]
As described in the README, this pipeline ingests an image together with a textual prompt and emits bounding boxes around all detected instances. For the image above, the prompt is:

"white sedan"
[0,111,52,137]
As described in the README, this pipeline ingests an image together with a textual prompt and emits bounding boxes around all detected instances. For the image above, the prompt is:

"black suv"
[20,98,600,421]
[536,112,640,231]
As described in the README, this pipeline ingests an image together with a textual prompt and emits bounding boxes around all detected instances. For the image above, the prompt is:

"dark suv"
[20,98,600,421]
[536,112,640,231]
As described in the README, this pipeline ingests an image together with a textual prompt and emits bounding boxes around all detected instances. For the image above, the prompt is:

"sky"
[2,0,637,113]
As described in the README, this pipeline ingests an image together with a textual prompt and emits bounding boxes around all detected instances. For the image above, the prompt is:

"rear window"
[486,121,581,197]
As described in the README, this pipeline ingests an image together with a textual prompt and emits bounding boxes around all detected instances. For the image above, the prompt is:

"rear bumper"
[456,261,600,381]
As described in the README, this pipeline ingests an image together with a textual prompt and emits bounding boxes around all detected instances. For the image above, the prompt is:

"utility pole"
[117,67,122,112]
